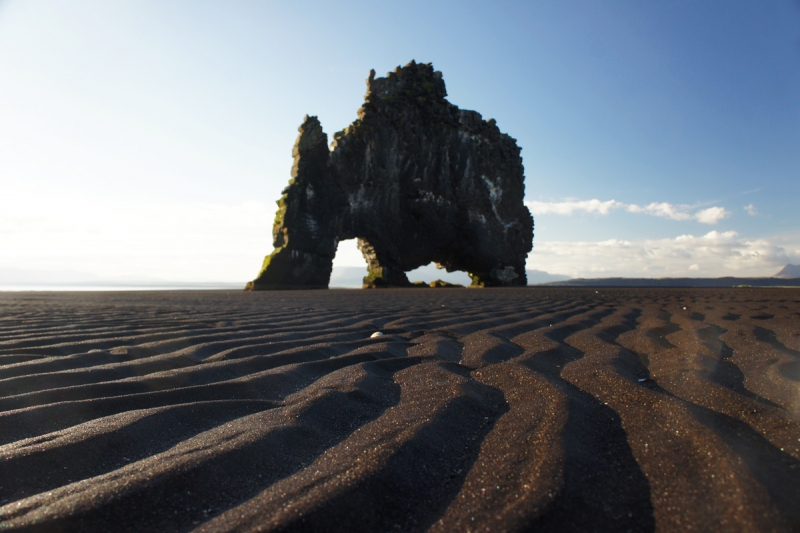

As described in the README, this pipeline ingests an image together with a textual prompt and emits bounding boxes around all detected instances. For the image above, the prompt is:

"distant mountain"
[328,267,368,288]
[774,264,800,279]
[526,270,570,285]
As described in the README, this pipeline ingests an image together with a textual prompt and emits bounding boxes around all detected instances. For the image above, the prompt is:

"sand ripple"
[0,288,798,532]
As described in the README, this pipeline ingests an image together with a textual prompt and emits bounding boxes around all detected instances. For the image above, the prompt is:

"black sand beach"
[0,288,798,532]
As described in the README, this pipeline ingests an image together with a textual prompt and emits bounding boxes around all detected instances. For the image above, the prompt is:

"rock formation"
[246,61,533,290]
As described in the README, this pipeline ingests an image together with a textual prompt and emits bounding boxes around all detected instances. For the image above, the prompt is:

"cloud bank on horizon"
[530,230,800,279]
[525,197,798,278]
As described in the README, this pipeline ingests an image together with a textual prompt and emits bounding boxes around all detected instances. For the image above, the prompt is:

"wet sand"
[0,288,798,532]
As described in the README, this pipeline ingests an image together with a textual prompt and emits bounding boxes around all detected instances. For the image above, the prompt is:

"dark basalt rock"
[246,61,534,290]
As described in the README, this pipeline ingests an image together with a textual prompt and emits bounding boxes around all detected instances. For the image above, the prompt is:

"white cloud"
[744,203,758,216]
[626,202,692,221]
[526,199,624,216]
[526,199,730,224]
[694,206,730,224]
[529,231,800,278]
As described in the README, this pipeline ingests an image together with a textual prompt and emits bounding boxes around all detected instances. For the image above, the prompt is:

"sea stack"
[247,61,533,290]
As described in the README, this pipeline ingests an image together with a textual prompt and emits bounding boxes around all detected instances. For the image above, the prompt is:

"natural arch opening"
[406,263,471,287]
[406,263,472,287]
[329,240,473,288]
[329,239,367,288]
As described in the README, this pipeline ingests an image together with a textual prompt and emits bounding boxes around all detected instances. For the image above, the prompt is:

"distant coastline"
[542,277,800,288]
[5,265,799,291]
[0,282,243,292]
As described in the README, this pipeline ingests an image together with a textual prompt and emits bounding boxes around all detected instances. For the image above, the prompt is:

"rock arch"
[246,61,533,290]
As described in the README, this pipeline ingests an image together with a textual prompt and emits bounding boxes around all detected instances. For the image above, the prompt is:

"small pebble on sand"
[370,332,384,338]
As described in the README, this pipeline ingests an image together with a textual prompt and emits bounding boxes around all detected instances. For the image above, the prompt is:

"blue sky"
[1,0,798,284]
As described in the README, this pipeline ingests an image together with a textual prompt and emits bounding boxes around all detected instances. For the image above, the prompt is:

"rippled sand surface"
[0,288,798,532]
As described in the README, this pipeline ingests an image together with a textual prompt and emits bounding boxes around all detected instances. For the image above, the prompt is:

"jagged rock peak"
[365,60,447,103]
[293,115,326,157]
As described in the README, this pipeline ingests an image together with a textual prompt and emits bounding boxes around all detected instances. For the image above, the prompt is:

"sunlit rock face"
[246,61,533,290]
